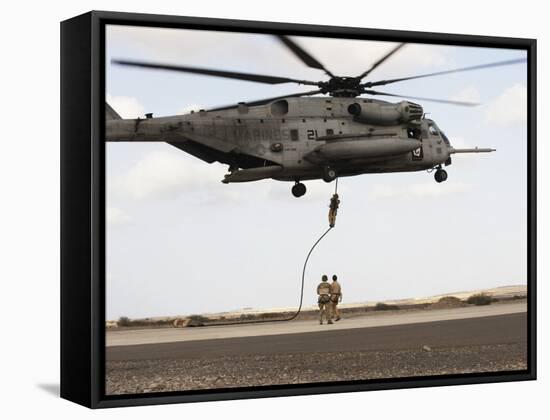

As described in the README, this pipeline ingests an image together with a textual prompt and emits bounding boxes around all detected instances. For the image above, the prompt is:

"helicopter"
[106,36,524,197]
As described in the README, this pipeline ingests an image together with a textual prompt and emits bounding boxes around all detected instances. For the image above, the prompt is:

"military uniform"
[330,280,342,321]
[328,193,340,228]
[317,280,333,324]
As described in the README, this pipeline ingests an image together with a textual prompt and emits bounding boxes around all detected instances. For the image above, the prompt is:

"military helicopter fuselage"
[106,35,525,196]
[107,96,493,196]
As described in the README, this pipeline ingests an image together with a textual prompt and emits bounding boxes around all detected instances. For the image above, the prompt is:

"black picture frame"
[60,10,537,409]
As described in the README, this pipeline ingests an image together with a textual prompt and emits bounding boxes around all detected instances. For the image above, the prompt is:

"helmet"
[332,274,338,281]
[322,275,328,281]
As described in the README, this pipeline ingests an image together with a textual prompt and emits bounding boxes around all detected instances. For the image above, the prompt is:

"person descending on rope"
[328,193,340,228]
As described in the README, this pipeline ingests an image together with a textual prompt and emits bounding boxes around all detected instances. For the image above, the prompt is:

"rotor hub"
[320,77,362,97]
[113,36,523,108]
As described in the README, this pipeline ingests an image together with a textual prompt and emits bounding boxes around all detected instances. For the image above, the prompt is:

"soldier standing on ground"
[317,275,333,325]
[330,274,343,321]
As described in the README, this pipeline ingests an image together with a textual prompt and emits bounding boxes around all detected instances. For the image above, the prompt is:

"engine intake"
[348,101,423,125]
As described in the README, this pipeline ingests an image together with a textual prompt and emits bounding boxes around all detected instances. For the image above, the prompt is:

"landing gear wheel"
[323,166,337,183]
[292,182,307,198]
[434,169,448,183]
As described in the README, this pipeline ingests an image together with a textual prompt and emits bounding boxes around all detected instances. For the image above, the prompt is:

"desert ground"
[106,293,528,395]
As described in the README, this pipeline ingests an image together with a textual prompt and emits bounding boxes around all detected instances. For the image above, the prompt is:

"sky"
[105,25,527,320]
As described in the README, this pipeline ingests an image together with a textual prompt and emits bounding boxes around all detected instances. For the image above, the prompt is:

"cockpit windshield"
[426,122,450,145]
[440,130,451,146]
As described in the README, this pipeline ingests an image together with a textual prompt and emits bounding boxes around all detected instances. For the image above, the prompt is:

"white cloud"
[107,25,449,84]
[111,149,224,200]
[110,146,350,204]
[485,84,527,126]
[107,26,266,65]
[285,38,449,79]
[370,181,470,200]
[450,86,481,104]
[107,207,132,226]
[177,104,203,115]
[106,93,145,119]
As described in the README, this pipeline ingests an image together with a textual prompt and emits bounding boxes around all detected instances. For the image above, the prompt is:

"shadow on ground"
[36,383,59,397]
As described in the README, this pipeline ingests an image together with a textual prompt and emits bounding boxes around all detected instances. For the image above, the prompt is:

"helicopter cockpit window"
[407,127,421,139]
[428,124,439,136]
[440,130,451,146]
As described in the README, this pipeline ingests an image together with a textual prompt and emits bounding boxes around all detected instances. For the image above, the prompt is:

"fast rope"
[199,179,340,327]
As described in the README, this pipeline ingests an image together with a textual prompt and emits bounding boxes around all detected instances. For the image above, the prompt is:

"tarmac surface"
[105,302,528,394]
[107,311,526,361]
[106,301,526,347]
[106,311,528,394]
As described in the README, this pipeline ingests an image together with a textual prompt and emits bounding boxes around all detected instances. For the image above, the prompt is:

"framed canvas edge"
[60,11,94,408]
[60,10,537,409]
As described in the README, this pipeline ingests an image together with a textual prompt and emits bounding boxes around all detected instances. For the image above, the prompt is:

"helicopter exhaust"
[449,147,496,154]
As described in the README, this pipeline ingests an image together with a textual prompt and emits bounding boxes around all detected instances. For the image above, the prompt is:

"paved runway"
[106,302,526,347]
[107,306,527,362]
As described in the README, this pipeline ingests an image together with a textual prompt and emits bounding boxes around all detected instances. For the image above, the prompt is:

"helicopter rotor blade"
[277,36,336,78]
[356,43,406,80]
[362,89,480,106]
[112,59,320,86]
[362,58,527,88]
[208,89,324,111]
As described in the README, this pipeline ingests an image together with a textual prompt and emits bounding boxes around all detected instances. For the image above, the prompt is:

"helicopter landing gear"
[323,166,338,183]
[434,167,448,183]
[292,181,307,198]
